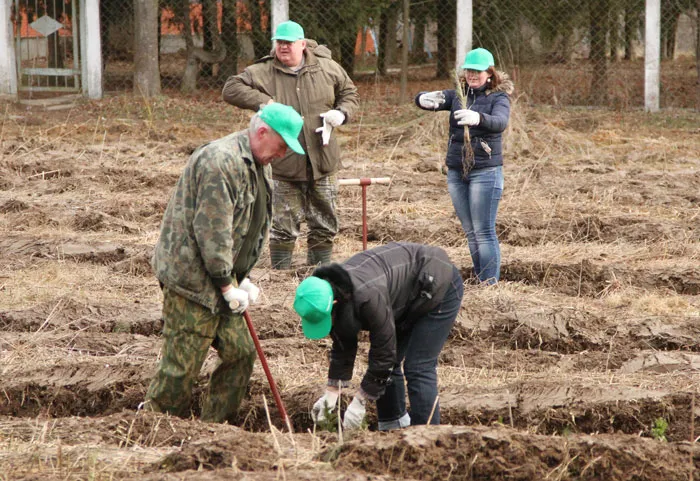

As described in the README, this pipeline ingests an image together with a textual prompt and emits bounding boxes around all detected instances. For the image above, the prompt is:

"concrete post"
[81,0,102,99]
[644,0,660,111]
[456,0,472,69]
[271,0,289,41]
[0,0,17,96]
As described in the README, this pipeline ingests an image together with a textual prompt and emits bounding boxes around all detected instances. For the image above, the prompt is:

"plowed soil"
[1,86,698,480]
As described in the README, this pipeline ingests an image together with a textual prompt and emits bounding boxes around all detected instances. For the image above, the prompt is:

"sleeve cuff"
[360,371,392,400]
[327,379,352,389]
[211,275,234,288]
[358,387,376,401]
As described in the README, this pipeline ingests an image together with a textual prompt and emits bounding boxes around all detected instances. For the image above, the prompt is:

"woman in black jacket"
[415,48,514,285]
[293,242,463,431]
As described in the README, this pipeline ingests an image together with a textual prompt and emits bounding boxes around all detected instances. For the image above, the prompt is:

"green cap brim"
[272,34,303,42]
[301,313,332,340]
[281,134,305,155]
[461,62,490,71]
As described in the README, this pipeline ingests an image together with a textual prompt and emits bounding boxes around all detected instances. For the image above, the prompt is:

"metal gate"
[14,0,80,92]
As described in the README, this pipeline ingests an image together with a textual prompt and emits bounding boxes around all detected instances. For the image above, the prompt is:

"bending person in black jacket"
[293,242,464,431]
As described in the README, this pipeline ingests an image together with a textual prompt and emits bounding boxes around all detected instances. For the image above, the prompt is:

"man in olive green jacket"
[222,20,359,269]
[144,103,304,423]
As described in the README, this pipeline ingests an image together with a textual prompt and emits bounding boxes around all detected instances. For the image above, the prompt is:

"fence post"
[80,0,102,99]
[0,0,17,96]
[644,0,660,112]
[271,0,289,42]
[456,0,472,69]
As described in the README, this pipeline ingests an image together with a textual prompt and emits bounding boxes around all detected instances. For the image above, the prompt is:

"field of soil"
[1,80,699,480]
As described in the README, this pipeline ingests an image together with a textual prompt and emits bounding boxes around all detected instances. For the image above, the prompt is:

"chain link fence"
[91,0,698,107]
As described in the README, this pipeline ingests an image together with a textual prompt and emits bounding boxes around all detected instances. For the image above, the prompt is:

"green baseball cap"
[259,103,305,155]
[461,48,495,71]
[271,21,305,42]
[294,276,334,340]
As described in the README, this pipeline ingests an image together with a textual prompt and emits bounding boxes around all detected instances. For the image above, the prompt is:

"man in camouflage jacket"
[222,20,359,269]
[144,103,304,423]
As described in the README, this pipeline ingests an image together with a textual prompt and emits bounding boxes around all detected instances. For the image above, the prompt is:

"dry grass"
[0,88,699,479]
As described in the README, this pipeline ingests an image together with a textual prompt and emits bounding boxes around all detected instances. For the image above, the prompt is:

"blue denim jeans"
[375,267,464,428]
[447,166,503,284]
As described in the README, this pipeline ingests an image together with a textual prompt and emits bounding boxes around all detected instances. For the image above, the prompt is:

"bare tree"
[410,0,428,64]
[179,1,226,92]
[399,0,409,102]
[623,0,643,60]
[589,0,609,103]
[436,0,455,79]
[217,0,239,80]
[134,0,161,96]
[696,0,699,110]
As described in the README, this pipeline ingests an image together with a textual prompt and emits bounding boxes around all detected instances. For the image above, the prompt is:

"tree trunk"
[436,0,454,80]
[339,28,356,77]
[411,2,427,64]
[100,0,114,66]
[377,9,389,75]
[661,6,679,60]
[181,30,226,92]
[200,0,216,77]
[589,0,609,103]
[386,2,398,66]
[134,0,161,96]
[399,0,409,103]
[250,0,269,59]
[609,3,620,62]
[696,0,700,110]
[218,0,239,79]
[623,2,635,60]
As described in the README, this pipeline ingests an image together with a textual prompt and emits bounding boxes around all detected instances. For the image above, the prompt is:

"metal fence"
[27,0,699,108]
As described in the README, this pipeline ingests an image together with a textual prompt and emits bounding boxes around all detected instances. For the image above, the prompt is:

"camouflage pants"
[269,175,338,251]
[144,288,256,424]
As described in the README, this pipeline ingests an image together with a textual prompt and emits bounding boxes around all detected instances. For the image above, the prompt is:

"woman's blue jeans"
[375,267,464,428]
[447,166,503,284]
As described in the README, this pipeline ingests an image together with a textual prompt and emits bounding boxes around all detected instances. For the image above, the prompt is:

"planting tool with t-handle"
[338,177,391,250]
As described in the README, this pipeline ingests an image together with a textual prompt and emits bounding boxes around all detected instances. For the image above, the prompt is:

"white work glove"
[315,109,346,146]
[418,90,446,109]
[311,390,339,423]
[222,287,249,314]
[454,109,480,126]
[342,395,367,431]
[238,278,260,304]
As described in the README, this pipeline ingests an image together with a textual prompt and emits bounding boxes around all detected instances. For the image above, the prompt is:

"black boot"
[307,245,333,266]
[270,243,294,269]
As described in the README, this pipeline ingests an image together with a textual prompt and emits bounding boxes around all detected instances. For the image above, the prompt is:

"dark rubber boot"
[307,246,333,266]
[270,245,294,270]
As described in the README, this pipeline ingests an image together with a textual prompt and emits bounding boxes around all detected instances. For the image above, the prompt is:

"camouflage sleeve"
[222,67,273,112]
[192,152,238,288]
[331,62,359,123]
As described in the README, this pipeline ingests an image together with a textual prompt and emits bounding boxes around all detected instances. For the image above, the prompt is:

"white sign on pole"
[30,15,64,37]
